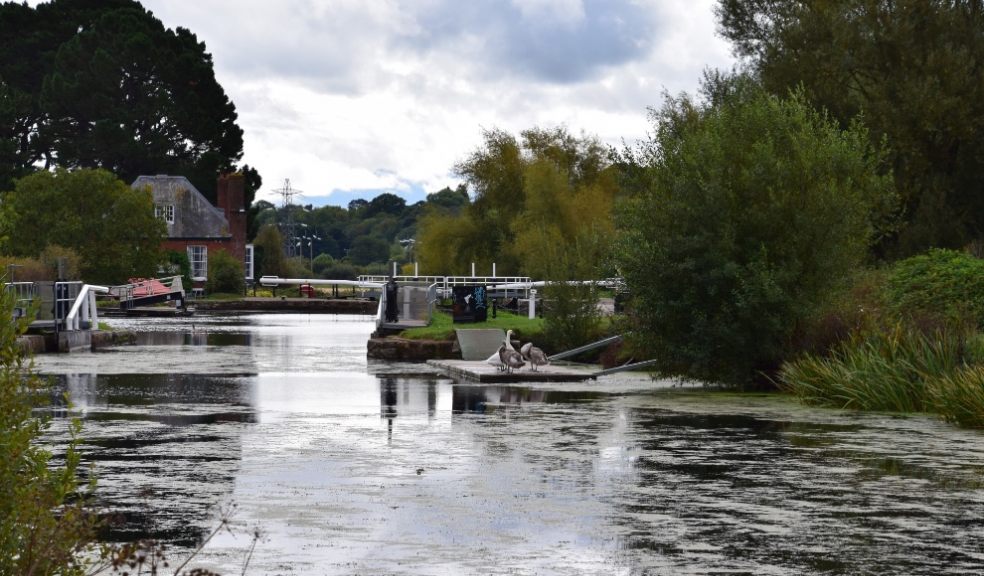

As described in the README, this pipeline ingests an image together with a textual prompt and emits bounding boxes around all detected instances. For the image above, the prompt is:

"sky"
[51,0,737,207]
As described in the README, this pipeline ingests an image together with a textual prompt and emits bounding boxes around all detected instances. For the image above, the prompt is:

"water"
[34,314,984,575]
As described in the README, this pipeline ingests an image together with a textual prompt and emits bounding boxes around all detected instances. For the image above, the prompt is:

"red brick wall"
[216,173,246,262]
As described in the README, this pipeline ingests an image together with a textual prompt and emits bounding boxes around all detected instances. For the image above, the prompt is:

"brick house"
[131,173,252,288]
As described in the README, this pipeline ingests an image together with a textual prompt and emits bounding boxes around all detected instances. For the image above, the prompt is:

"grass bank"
[400,310,545,341]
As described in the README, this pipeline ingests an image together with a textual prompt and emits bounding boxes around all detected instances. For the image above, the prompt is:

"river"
[34,313,984,575]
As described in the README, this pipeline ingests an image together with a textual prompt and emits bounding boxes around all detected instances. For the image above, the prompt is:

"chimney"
[217,173,247,262]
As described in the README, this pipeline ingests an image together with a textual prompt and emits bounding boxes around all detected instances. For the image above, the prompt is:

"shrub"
[885,249,984,328]
[0,291,96,574]
[206,249,245,294]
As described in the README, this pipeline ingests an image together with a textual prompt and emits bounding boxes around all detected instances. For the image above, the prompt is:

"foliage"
[253,224,285,278]
[416,126,618,278]
[884,249,984,328]
[163,250,193,293]
[0,248,82,283]
[779,324,961,413]
[781,323,984,428]
[717,0,984,253]
[0,168,165,283]
[926,365,984,428]
[206,249,244,294]
[311,253,335,275]
[615,76,897,387]
[348,235,391,266]
[0,0,250,201]
[0,290,96,575]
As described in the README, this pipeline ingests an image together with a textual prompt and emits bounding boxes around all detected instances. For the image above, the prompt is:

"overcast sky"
[76,0,737,206]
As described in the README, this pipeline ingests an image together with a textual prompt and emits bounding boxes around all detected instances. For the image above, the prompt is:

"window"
[155,204,175,223]
[187,245,207,280]
[244,244,254,280]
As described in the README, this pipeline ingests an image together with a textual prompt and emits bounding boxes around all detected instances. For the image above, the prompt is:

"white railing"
[64,284,110,331]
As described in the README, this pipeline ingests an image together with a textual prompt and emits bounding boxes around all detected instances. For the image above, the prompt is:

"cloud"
[29,0,735,205]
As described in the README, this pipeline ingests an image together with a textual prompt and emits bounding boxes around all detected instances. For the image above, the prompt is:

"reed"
[926,366,984,428]
[779,324,962,414]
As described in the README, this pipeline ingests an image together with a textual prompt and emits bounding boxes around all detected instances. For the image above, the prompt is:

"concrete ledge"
[16,335,46,355]
[367,337,456,361]
[427,359,597,383]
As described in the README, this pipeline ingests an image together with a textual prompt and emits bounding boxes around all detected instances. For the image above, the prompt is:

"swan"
[498,343,525,374]
[521,341,549,372]
[505,329,518,352]
[486,350,506,371]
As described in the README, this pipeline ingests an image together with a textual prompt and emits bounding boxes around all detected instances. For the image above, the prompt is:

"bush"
[885,249,984,328]
[0,291,95,574]
[206,249,245,294]
[615,75,896,387]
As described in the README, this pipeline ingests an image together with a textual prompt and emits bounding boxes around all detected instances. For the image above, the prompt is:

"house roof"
[132,175,230,240]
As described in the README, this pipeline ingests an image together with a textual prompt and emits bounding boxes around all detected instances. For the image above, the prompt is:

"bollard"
[529,289,537,319]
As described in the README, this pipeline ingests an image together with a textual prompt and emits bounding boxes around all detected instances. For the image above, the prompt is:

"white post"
[492,262,496,277]
[529,289,537,319]
[392,261,397,277]
[471,262,476,277]
[414,262,419,277]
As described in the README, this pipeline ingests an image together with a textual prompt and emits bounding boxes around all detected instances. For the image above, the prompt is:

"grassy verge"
[400,310,545,341]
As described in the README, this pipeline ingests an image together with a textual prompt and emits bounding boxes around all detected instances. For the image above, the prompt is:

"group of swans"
[488,329,550,374]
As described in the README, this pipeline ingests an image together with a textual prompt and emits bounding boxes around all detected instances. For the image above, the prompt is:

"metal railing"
[4,282,38,319]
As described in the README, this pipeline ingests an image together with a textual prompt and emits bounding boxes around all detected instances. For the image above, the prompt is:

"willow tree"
[417,126,618,280]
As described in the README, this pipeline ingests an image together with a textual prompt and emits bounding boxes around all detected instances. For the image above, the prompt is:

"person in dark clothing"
[385,277,399,322]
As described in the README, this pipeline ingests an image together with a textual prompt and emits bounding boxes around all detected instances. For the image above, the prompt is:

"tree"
[348,235,391,266]
[425,184,470,215]
[0,0,251,201]
[365,193,406,218]
[615,77,896,387]
[253,224,284,278]
[717,0,984,253]
[0,168,165,283]
[416,127,617,277]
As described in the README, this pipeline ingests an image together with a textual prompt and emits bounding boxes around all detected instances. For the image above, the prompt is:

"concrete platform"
[427,359,598,383]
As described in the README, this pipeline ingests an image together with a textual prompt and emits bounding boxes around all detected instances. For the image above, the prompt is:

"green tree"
[615,77,896,387]
[0,168,165,283]
[417,126,616,278]
[253,224,285,278]
[206,248,244,294]
[0,290,95,575]
[348,235,391,266]
[0,0,252,201]
[717,0,984,253]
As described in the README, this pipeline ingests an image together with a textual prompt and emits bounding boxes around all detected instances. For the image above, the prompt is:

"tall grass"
[926,367,984,428]
[778,324,984,424]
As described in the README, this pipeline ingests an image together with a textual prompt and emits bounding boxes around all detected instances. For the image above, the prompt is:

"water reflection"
[29,315,984,575]
[49,372,255,546]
